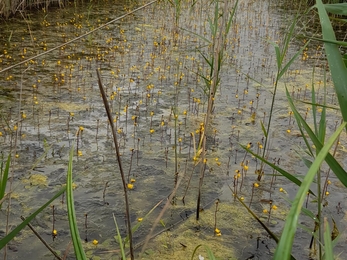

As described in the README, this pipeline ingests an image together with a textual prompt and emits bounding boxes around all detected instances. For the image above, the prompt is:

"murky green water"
[1,0,347,259]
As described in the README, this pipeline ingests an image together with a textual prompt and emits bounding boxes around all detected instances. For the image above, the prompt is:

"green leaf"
[240,144,315,196]
[323,218,334,260]
[273,121,346,260]
[0,154,10,209]
[66,147,87,260]
[324,3,347,15]
[0,186,66,250]
[315,0,347,123]
[113,214,126,260]
[286,88,347,188]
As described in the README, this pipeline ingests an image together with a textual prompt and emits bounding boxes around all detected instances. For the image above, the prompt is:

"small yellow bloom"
[216,232,222,236]
[327,180,331,185]
[79,126,84,131]
[127,183,134,189]
[263,209,268,214]
[325,191,329,196]
[0,132,2,137]
[15,154,19,158]
[183,110,187,115]
[78,150,83,156]
[130,178,136,183]
[21,113,27,119]
[137,218,143,222]
[243,165,249,171]
[13,125,18,131]
[70,112,74,117]
[117,128,122,134]
[161,121,165,126]
[254,183,259,188]
[279,187,284,192]
[215,228,221,234]
[272,205,277,210]
[92,239,98,245]
[150,111,154,116]
[286,129,291,133]
[52,229,58,236]
[149,129,155,134]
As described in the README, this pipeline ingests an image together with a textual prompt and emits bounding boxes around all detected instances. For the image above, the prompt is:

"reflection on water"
[0,0,347,259]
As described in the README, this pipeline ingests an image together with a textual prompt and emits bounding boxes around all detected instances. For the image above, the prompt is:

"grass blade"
[113,214,126,260]
[0,154,10,209]
[286,88,347,188]
[240,144,315,196]
[66,147,87,260]
[315,0,347,123]
[0,186,66,250]
[273,121,346,260]
[323,218,334,260]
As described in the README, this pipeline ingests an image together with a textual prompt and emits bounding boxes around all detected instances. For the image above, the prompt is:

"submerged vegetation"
[1,0,347,259]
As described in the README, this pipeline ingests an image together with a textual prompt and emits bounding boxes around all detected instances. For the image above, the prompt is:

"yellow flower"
[263,209,268,214]
[13,125,18,131]
[279,187,284,192]
[150,111,154,116]
[15,154,19,158]
[254,183,259,188]
[150,129,155,134]
[216,232,222,236]
[130,178,136,183]
[92,239,98,245]
[70,112,74,117]
[272,205,277,210]
[127,183,134,189]
[52,229,58,236]
[117,128,122,134]
[79,126,84,131]
[183,110,187,115]
[325,191,330,196]
[137,218,143,222]
[78,151,83,156]
[21,113,27,119]
[215,228,221,234]
[0,132,2,137]
[243,165,249,171]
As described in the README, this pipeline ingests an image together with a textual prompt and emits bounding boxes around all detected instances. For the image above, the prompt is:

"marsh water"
[1,0,347,259]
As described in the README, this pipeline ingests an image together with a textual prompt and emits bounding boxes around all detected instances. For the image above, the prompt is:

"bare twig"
[20,216,62,260]
[96,70,134,260]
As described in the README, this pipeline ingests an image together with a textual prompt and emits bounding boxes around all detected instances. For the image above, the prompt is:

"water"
[1,0,347,259]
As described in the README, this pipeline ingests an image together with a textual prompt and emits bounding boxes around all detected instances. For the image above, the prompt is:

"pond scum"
[1,0,347,259]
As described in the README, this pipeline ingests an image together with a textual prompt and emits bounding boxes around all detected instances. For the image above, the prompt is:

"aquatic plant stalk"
[66,146,87,260]
[96,70,134,260]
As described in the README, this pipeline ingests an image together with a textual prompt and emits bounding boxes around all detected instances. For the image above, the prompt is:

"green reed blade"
[0,186,66,250]
[323,218,334,260]
[273,122,346,260]
[113,214,126,260]
[0,154,10,209]
[315,0,347,123]
[241,144,315,196]
[66,147,87,260]
[323,3,347,15]
[286,88,347,188]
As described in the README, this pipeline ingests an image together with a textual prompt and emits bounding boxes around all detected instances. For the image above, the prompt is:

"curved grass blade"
[240,144,315,196]
[315,0,347,123]
[323,218,334,260]
[0,186,66,250]
[323,3,347,16]
[0,154,10,209]
[66,147,87,260]
[191,244,216,260]
[273,122,346,260]
[113,213,126,260]
[286,88,347,188]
